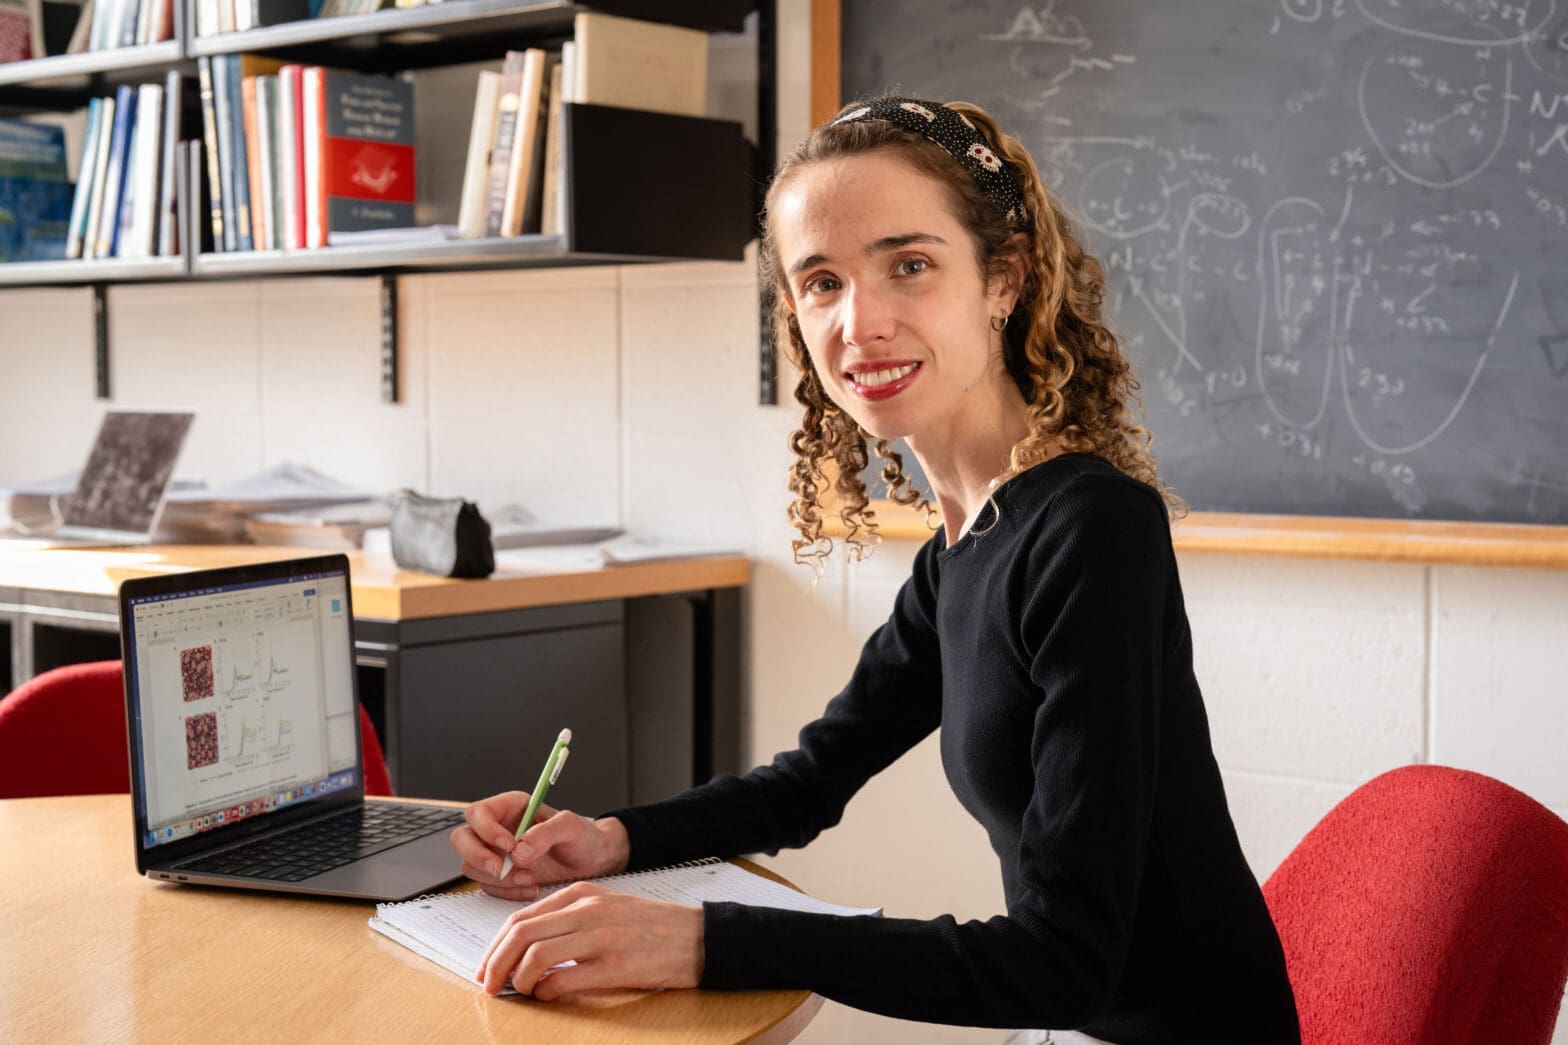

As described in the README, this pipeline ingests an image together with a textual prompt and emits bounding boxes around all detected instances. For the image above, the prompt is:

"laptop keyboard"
[179,804,465,883]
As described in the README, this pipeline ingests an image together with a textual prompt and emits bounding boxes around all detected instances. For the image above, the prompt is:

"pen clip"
[549,748,569,785]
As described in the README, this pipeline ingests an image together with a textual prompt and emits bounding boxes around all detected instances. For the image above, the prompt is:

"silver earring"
[990,314,1009,332]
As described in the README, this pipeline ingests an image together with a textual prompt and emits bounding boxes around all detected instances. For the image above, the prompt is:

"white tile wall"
[1432,566,1568,808]
[3,0,1565,1039]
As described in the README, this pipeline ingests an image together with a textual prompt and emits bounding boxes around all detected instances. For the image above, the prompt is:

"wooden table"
[0,545,749,806]
[0,795,822,1043]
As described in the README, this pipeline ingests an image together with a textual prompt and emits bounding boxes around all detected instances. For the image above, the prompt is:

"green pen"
[497,728,571,880]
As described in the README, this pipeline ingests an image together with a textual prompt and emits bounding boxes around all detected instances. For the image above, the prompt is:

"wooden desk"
[0,794,822,1044]
[0,546,749,806]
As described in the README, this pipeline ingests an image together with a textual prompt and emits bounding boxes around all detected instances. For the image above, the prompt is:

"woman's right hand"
[450,792,631,900]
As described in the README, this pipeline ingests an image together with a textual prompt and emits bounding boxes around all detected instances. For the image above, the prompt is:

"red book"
[304,67,415,247]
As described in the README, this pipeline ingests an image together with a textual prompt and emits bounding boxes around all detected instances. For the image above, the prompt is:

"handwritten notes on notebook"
[368,857,881,993]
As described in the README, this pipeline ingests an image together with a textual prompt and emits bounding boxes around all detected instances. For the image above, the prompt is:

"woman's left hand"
[476,881,704,998]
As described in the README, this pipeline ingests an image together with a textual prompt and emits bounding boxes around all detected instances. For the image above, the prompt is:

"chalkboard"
[842,0,1568,524]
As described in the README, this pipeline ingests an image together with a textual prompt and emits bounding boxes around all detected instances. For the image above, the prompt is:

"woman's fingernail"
[513,842,532,861]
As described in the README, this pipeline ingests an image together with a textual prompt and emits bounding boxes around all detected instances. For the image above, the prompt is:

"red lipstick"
[845,361,922,402]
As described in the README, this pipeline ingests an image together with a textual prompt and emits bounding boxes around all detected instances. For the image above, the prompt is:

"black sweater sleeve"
[692,475,1174,1030]
[603,538,946,872]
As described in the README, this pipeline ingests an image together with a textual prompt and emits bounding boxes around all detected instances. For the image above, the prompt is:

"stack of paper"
[157,462,374,544]
[243,498,393,549]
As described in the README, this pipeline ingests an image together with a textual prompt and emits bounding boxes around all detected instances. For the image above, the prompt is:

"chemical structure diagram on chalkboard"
[845,0,1568,522]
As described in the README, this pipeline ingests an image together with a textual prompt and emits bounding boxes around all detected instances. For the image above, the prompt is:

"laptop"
[1,410,194,547]
[119,553,467,901]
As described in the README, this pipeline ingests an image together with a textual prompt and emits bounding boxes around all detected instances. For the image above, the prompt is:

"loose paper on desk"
[368,857,880,993]
[493,534,739,572]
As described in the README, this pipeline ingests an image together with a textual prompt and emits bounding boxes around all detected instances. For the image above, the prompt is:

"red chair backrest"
[0,660,392,799]
[1263,764,1568,1045]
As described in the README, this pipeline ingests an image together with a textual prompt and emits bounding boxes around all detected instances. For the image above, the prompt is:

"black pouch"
[389,491,495,578]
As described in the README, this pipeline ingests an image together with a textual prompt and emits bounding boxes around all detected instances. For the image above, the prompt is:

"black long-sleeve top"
[605,453,1300,1043]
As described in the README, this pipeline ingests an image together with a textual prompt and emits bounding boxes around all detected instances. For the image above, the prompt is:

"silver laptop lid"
[62,411,194,540]
[120,555,365,869]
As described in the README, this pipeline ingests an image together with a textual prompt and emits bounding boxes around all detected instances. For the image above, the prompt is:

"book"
[228,55,257,251]
[572,11,708,118]
[301,63,321,245]
[121,79,163,258]
[241,72,266,248]
[65,96,104,259]
[80,93,113,258]
[538,59,564,238]
[156,69,180,255]
[196,57,224,249]
[277,63,304,249]
[86,0,120,51]
[367,858,881,994]
[112,0,136,48]
[0,116,72,261]
[482,50,525,239]
[0,0,37,61]
[213,54,285,251]
[174,137,197,253]
[93,83,135,257]
[148,0,173,43]
[498,48,545,237]
[455,69,499,240]
[209,53,237,249]
[304,67,415,246]
[260,75,284,247]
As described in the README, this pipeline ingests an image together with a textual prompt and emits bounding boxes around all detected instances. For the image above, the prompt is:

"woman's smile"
[845,360,922,400]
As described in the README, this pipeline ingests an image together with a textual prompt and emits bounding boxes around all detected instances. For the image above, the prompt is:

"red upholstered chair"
[0,660,392,799]
[1263,764,1568,1045]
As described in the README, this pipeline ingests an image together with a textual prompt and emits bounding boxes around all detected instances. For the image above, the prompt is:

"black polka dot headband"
[832,97,1031,230]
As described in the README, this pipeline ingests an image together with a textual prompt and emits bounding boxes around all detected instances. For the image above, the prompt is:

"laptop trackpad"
[307,830,466,902]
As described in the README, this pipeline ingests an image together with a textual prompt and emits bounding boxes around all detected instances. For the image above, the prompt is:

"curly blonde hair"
[761,97,1186,570]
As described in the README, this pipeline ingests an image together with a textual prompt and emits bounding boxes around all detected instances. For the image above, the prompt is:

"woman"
[449,96,1301,1044]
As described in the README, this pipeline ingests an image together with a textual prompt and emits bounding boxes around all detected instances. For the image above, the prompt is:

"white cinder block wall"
[2,3,1565,1041]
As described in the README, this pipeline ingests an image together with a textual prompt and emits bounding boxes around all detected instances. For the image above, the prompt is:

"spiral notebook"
[368,857,881,993]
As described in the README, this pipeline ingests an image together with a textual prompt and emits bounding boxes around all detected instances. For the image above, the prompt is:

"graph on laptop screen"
[126,569,359,848]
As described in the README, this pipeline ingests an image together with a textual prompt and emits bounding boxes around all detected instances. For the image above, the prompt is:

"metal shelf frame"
[0,0,774,401]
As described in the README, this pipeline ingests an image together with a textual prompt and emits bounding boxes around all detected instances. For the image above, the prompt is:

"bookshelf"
[0,41,183,90]
[187,0,748,69]
[0,0,772,399]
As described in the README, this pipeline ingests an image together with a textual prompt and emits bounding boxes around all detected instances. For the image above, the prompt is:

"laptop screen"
[123,563,362,851]
[65,411,194,535]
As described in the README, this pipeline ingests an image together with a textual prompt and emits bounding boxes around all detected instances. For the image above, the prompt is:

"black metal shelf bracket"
[92,283,111,400]
[379,272,399,404]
